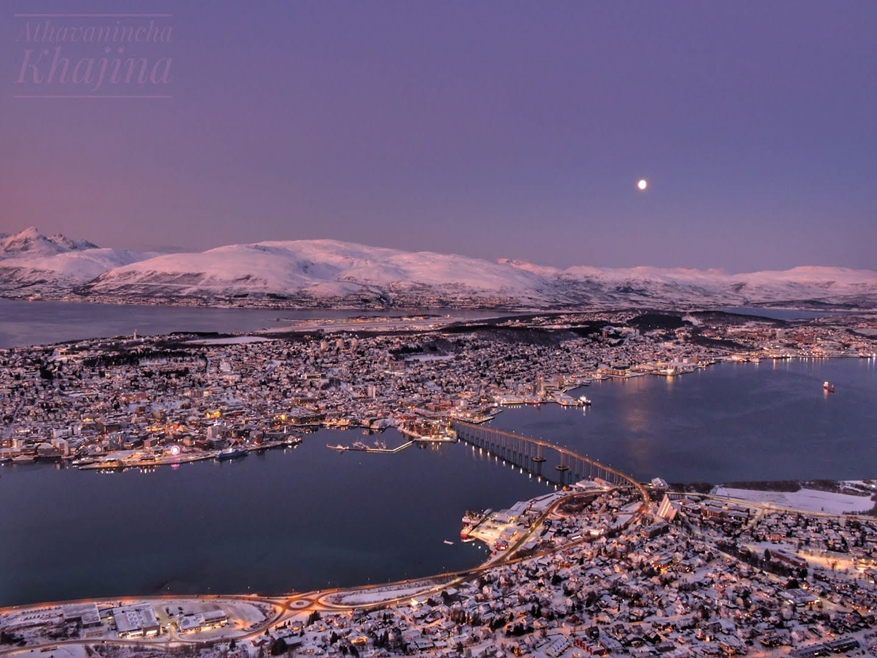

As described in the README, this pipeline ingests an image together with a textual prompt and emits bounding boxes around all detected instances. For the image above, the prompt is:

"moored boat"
[462,508,491,525]
[217,447,249,461]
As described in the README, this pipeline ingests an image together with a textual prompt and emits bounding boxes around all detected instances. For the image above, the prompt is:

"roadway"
[0,427,653,655]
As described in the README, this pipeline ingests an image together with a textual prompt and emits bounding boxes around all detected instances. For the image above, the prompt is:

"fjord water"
[718,307,838,320]
[0,434,549,607]
[1,359,874,607]
[0,299,837,349]
[490,358,877,484]
[0,299,498,349]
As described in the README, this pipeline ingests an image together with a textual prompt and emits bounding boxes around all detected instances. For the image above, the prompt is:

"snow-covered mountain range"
[2,228,875,309]
[0,226,98,257]
[0,228,156,293]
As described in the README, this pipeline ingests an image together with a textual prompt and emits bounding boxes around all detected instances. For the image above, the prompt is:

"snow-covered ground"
[326,581,448,606]
[744,541,865,574]
[712,486,875,515]
[86,240,877,308]
[0,228,157,293]
[186,336,274,345]
[3,228,875,307]
[404,353,455,362]
[2,646,89,657]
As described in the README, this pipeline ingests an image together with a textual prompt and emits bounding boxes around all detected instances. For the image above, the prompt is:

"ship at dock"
[216,447,249,461]
[462,509,490,525]
[460,508,491,539]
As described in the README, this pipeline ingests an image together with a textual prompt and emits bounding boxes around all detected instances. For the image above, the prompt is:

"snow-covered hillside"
[82,240,552,307]
[0,226,97,258]
[543,264,877,308]
[1,228,875,308]
[0,228,156,294]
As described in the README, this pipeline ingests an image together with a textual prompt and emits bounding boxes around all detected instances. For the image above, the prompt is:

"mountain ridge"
[0,226,98,258]
[0,228,157,293]
[1,228,875,309]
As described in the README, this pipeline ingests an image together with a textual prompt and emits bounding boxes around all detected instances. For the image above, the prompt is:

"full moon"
[637,179,648,191]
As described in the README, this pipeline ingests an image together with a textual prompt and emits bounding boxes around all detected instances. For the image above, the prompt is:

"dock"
[326,440,414,454]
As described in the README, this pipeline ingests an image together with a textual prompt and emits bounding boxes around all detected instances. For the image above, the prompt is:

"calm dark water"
[490,358,877,484]
[719,306,837,320]
[2,303,874,609]
[2,360,874,607]
[0,431,549,607]
[0,299,502,349]
[0,300,836,349]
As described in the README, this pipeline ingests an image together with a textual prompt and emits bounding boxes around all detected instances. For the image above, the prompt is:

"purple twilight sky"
[1,0,875,271]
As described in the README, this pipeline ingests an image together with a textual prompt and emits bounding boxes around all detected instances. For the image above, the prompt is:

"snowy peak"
[740,266,877,285]
[498,259,562,277]
[0,227,99,259]
[0,228,157,294]
[48,232,99,252]
[0,230,875,309]
[85,239,551,305]
[80,238,877,309]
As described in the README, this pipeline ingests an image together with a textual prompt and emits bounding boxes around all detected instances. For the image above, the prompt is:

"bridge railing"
[451,420,650,505]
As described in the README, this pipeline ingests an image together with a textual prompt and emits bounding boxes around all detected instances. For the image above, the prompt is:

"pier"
[325,440,415,454]
[364,440,414,454]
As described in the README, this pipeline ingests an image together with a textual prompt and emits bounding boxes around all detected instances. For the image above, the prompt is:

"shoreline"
[2,470,875,655]
[1,354,872,477]
[0,428,650,608]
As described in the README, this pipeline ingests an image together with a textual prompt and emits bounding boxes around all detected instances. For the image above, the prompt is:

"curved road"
[0,427,652,655]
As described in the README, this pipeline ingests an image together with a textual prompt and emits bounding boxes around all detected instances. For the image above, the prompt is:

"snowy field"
[326,581,449,606]
[2,647,89,658]
[187,336,274,345]
[745,541,865,574]
[712,486,875,515]
[404,353,456,362]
